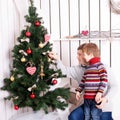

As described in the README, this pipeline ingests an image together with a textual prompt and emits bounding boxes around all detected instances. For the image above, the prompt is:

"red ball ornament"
[25,31,31,37]
[35,21,41,26]
[26,48,32,54]
[30,93,36,99]
[14,105,19,110]
[52,79,58,85]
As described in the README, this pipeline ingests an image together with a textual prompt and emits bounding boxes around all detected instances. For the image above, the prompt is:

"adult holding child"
[48,42,117,120]
[75,43,108,120]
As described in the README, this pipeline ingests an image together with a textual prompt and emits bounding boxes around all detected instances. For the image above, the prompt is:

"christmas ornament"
[39,42,44,48]
[21,56,27,62]
[39,65,45,79]
[14,105,19,110]
[30,93,36,99]
[10,75,14,81]
[52,79,58,85]
[21,38,30,43]
[48,57,51,62]
[26,66,36,75]
[19,50,28,56]
[28,84,37,91]
[25,31,31,37]
[35,21,41,26]
[81,30,88,36]
[42,51,49,55]
[44,34,50,42]
[14,96,19,100]
[51,78,61,85]
[26,48,32,55]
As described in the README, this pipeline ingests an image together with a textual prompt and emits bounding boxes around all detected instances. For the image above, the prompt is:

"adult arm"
[48,52,85,83]
[56,60,85,84]
[96,66,118,112]
[104,66,118,102]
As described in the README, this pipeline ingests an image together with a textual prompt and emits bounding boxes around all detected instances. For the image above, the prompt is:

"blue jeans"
[84,99,102,120]
[68,104,113,120]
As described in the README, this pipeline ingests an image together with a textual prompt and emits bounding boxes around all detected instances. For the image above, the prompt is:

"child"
[75,43,108,120]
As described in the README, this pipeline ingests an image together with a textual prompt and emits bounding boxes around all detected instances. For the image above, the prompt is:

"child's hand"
[96,97,108,109]
[76,91,81,101]
[95,92,102,103]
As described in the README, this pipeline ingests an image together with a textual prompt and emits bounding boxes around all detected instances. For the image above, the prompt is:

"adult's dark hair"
[77,43,87,50]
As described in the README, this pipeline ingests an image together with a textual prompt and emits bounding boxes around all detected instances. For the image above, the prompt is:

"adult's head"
[82,43,100,62]
[77,43,87,65]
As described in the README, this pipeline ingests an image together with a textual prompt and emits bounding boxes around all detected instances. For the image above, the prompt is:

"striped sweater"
[76,57,108,99]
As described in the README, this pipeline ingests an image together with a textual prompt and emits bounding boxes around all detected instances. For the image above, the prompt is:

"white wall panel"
[70,40,80,66]
[41,0,50,33]
[100,40,111,66]
[90,0,99,31]
[59,0,69,37]
[80,0,89,31]
[69,0,79,36]
[101,0,110,31]
[50,0,60,38]
[111,13,120,30]
[0,1,12,120]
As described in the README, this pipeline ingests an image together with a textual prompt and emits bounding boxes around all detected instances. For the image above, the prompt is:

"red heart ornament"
[81,30,88,36]
[26,67,36,75]
[44,34,50,42]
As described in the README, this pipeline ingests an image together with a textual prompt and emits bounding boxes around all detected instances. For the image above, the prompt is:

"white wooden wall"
[0,0,120,119]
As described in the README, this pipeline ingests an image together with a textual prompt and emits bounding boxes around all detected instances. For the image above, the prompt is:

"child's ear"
[90,53,94,57]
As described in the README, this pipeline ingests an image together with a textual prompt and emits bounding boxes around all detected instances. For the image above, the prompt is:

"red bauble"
[26,49,32,54]
[30,93,36,99]
[25,31,31,37]
[52,79,58,85]
[35,21,41,26]
[14,105,19,110]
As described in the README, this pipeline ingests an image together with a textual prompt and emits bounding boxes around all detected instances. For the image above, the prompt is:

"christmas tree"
[1,0,70,113]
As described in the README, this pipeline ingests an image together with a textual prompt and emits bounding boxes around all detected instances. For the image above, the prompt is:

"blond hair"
[82,43,100,57]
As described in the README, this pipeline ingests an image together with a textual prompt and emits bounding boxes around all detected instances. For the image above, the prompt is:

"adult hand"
[48,52,59,60]
[96,97,108,109]
[76,91,81,101]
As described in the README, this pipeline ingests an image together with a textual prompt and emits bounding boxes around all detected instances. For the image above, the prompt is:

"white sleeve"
[105,66,120,119]
[105,66,118,100]
[108,68,120,119]
[56,60,85,84]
